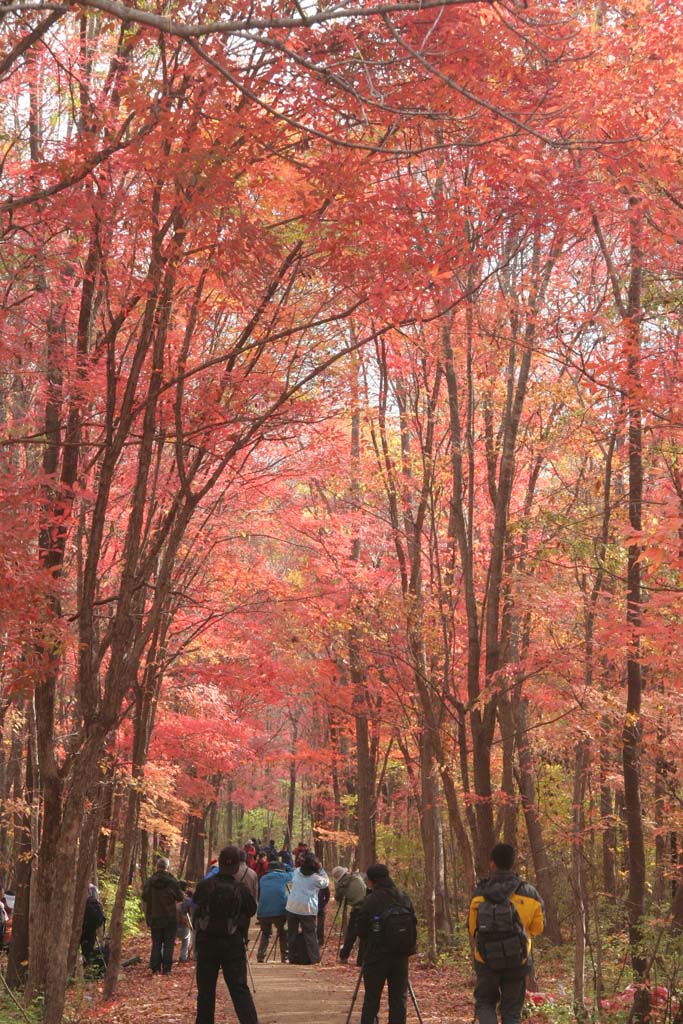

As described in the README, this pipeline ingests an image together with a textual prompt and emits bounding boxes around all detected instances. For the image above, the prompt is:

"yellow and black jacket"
[468,871,545,966]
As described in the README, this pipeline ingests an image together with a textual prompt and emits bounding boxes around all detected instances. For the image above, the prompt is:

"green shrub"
[97,870,145,938]
[0,990,43,1023]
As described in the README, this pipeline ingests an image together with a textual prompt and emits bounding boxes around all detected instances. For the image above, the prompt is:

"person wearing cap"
[332,866,367,964]
[142,856,184,975]
[356,864,417,1024]
[256,856,294,962]
[193,845,259,1024]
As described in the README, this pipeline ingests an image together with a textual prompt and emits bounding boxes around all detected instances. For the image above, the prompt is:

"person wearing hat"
[332,866,367,964]
[356,864,417,1024]
[255,856,294,963]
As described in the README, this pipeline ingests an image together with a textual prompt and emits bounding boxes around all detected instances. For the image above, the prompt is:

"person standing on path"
[193,845,259,1024]
[332,866,367,965]
[285,851,329,964]
[256,856,294,962]
[468,843,545,1024]
[142,857,184,976]
[206,850,258,943]
[176,883,194,963]
[80,883,106,964]
[356,863,417,1024]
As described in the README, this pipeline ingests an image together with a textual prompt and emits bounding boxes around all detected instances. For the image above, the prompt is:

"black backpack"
[475,893,527,971]
[195,876,243,938]
[379,895,417,956]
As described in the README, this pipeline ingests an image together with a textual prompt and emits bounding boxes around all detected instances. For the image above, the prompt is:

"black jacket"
[142,870,184,928]
[81,897,106,940]
[193,870,257,942]
[356,883,417,964]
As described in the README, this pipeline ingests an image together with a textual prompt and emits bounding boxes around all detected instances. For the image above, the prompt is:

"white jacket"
[286,867,329,916]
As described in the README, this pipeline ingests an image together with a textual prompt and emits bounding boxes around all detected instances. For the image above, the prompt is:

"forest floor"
[55,930,564,1024]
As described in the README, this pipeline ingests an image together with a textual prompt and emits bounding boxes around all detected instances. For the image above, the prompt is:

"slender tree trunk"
[514,695,562,943]
[6,712,36,988]
[67,790,105,977]
[573,739,590,1021]
[600,740,617,898]
[104,787,142,997]
[497,693,517,847]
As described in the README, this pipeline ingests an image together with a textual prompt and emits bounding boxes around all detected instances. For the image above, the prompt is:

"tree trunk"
[497,693,518,847]
[104,786,142,997]
[572,739,590,1021]
[514,696,562,943]
[600,739,617,898]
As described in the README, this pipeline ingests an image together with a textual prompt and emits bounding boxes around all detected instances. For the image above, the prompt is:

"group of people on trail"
[138,839,544,1024]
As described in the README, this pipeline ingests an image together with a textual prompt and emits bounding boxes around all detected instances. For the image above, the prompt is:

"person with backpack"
[256,856,294,962]
[356,863,417,1024]
[142,857,184,976]
[332,866,367,965]
[285,851,329,964]
[468,843,545,1024]
[193,845,259,1024]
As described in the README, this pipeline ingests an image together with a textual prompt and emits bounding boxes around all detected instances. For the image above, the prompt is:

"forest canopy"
[2,1,683,1022]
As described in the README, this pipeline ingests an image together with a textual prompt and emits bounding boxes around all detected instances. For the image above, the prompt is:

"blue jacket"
[286,867,329,917]
[257,865,294,919]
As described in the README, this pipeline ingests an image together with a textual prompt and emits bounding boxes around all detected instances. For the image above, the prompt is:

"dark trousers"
[81,930,97,962]
[361,955,409,1024]
[195,935,258,1024]
[474,964,527,1024]
[150,922,176,974]
[286,912,320,964]
[317,908,326,946]
[257,916,287,962]
[341,907,366,964]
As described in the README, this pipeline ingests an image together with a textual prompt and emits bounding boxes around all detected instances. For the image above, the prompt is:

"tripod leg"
[345,966,364,1024]
[408,979,425,1024]
[319,899,342,962]
[244,941,256,993]
[267,931,278,962]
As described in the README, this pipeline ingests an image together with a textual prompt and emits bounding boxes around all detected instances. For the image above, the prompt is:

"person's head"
[156,856,169,872]
[87,883,100,900]
[366,863,392,888]
[239,850,247,863]
[218,845,240,875]
[267,856,281,869]
[332,866,348,883]
[300,851,322,876]
[490,843,515,872]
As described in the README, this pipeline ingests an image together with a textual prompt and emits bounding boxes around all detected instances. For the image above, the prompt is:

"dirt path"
[223,961,363,1024]
[70,933,469,1024]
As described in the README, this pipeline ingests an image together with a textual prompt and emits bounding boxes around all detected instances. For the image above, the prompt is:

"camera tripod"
[344,966,424,1024]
